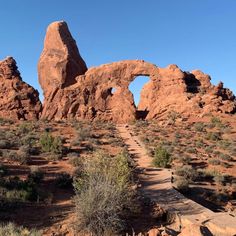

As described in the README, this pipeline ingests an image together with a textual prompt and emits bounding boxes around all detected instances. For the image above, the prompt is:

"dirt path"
[117,124,236,236]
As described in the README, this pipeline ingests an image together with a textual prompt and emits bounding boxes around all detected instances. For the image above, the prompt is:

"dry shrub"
[73,151,135,236]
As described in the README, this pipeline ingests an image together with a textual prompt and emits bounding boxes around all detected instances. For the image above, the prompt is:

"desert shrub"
[197,169,212,180]
[206,132,222,141]
[0,222,41,236]
[175,178,189,193]
[178,155,192,164]
[110,137,125,147]
[208,158,221,166]
[0,117,14,125]
[17,122,35,135]
[5,149,29,165]
[211,116,225,128]
[204,146,213,153]
[21,133,37,148]
[73,151,134,235]
[218,139,232,150]
[68,154,84,168]
[83,142,95,151]
[167,111,180,125]
[152,146,171,168]
[221,162,231,168]
[40,132,62,154]
[229,145,236,156]
[75,124,92,142]
[175,132,182,139]
[0,177,38,202]
[195,139,205,148]
[45,153,63,161]
[175,165,198,181]
[0,140,11,149]
[55,173,72,188]
[213,150,221,156]
[186,147,197,154]
[213,173,226,186]
[194,122,205,132]
[219,153,233,162]
[134,120,149,128]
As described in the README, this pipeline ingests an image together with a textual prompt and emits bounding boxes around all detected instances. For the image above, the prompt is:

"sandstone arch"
[38,21,236,123]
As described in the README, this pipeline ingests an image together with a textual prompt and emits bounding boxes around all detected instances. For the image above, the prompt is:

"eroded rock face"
[39,21,236,123]
[40,60,159,123]
[38,21,87,99]
[0,57,42,120]
[139,66,236,119]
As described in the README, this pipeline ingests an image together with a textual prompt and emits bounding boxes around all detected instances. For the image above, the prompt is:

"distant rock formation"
[1,21,234,122]
[0,57,42,120]
[38,21,236,123]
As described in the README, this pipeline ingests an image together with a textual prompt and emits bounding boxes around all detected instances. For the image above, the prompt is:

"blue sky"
[0,0,235,104]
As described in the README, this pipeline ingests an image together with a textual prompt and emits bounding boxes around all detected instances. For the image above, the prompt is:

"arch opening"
[111,87,117,94]
[128,76,150,120]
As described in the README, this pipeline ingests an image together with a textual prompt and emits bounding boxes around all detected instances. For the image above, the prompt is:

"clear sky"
[0,0,235,104]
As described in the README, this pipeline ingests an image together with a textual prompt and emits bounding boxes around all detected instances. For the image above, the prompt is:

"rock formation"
[38,21,236,123]
[38,21,87,100]
[0,57,42,120]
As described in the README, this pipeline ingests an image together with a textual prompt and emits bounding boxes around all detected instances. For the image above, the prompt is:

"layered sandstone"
[38,21,235,123]
[0,57,42,120]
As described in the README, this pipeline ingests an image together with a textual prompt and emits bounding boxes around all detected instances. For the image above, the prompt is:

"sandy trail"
[117,124,236,236]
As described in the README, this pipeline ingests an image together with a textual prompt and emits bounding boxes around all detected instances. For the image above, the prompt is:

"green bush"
[73,151,134,235]
[40,132,62,154]
[0,222,41,236]
[152,146,171,168]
